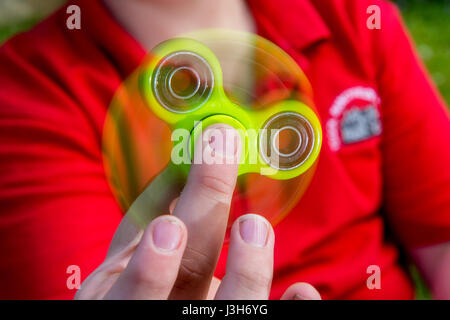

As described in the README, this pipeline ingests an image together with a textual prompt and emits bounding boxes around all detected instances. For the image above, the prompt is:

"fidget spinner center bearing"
[140,38,322,180]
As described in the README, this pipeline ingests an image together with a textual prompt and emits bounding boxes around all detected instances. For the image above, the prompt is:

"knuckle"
[127,258,171,288]
[129,263,153,284]
[173,246,216,291]
[127,265,167,291]
[229,269,272,295]
[196,174,235,203]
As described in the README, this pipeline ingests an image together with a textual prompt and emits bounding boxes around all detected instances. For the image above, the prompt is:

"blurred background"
[0,0,449,104]
[0,0,449,300]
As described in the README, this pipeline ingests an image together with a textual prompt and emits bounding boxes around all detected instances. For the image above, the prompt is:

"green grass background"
[395,0,450,105]
[0,0,448,300]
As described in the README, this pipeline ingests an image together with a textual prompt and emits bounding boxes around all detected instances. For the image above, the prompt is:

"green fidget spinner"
[139,38,322,180]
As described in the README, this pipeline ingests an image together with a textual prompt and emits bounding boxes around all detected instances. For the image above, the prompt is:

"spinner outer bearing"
[140,38,322,180]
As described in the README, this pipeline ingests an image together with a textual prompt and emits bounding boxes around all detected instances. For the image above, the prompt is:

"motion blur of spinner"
[102,30,323,234]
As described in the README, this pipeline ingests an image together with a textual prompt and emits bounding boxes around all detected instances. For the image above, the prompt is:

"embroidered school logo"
[326,87,381,151]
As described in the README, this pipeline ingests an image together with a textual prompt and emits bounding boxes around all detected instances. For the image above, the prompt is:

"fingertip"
[281,282,322,300]
[233,213,274,248]
[105,215,188,299]
[216,213,274,300]
[194,123,242,164]
[145,215,187,254]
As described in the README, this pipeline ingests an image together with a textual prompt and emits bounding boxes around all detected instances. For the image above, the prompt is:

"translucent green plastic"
[139,38,322,180]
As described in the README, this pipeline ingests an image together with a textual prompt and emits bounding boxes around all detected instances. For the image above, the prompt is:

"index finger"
[169,123,241,299]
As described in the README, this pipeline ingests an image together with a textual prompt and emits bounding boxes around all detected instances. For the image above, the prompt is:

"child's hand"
[75,124,320,300]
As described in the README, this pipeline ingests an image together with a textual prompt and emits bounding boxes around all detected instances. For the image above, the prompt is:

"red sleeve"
[0,24,123,299]
[377,4,450,248]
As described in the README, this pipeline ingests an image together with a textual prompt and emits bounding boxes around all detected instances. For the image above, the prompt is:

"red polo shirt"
[0,0,449,299]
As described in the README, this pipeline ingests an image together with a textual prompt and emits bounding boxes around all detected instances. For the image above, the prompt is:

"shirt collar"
[70,0,330,76]
[246,0,330,52]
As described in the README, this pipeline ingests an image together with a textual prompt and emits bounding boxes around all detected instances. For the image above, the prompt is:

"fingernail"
[239,215,269,247]
[205,124,241,160]
[152,218,182,252]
